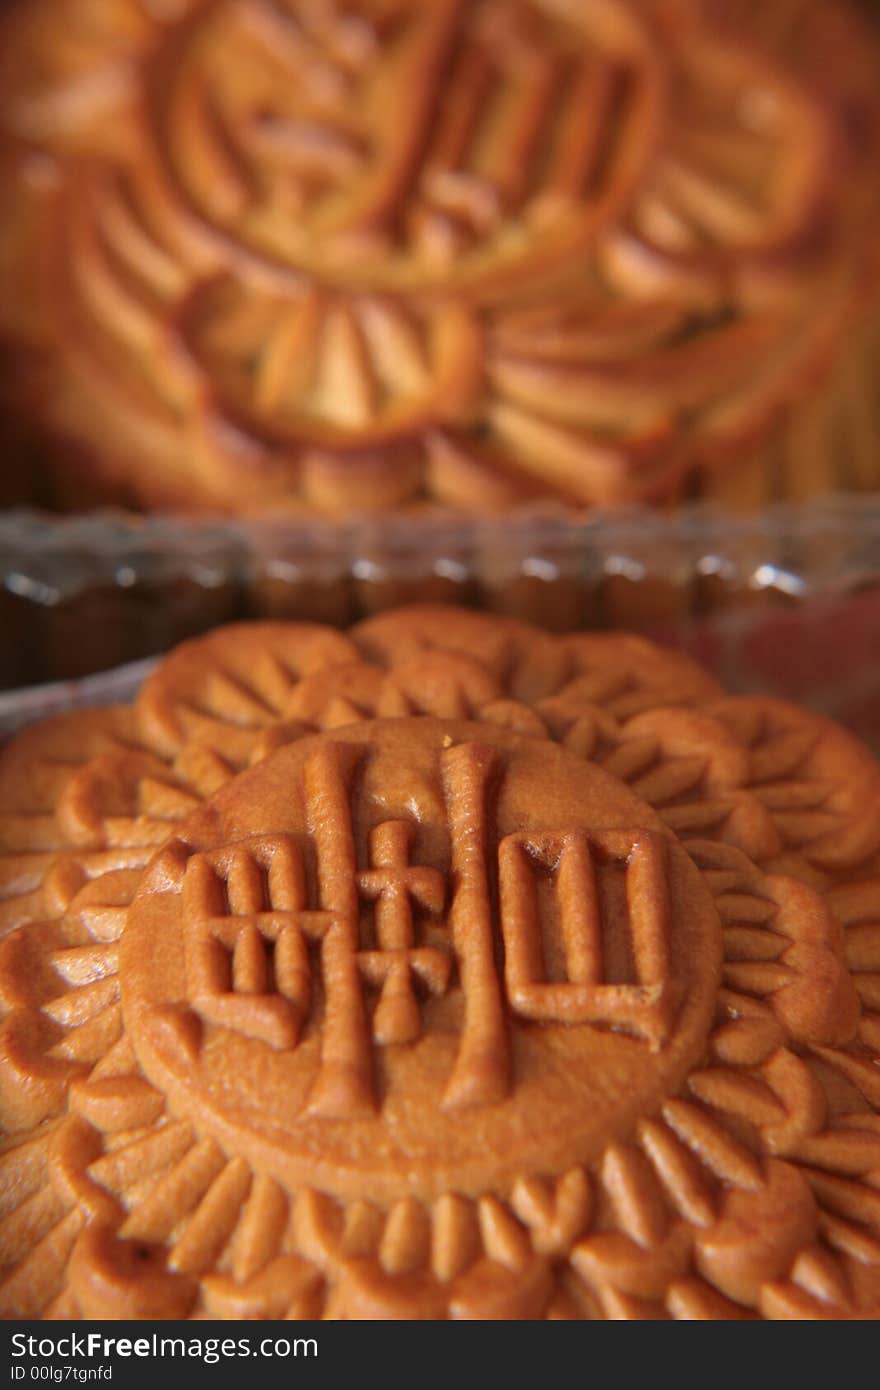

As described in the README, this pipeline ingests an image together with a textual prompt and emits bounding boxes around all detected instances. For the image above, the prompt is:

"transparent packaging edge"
[0,495,878,601]
[0,497,877,747]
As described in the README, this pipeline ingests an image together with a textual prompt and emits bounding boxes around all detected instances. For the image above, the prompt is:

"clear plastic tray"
[0,655,157,738]
[0,498,878,746]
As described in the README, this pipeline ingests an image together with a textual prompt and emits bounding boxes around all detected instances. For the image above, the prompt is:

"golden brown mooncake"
[1,0,880,514]
[1,606,880,1319]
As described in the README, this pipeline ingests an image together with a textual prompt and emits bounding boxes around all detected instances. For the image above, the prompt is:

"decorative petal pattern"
[0,610,879,1319]
[1,0,879,510]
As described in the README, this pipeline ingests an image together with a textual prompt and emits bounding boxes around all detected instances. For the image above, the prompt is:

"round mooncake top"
[0,607,879,1319]
[1,0,879,511]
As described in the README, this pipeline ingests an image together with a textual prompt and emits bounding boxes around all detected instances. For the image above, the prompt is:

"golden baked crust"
[1,607,880,1319]
[1,0,880,513]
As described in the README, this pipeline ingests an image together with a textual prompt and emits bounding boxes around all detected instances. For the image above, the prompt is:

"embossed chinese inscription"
[178,737,678,1118]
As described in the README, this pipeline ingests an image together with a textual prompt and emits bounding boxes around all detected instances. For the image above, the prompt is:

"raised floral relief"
[0,610,878,1318]
[1,0,879,508]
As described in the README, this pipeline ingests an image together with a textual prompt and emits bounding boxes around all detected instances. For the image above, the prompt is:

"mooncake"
[1,608,879,1318]
[0,0,879,512]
